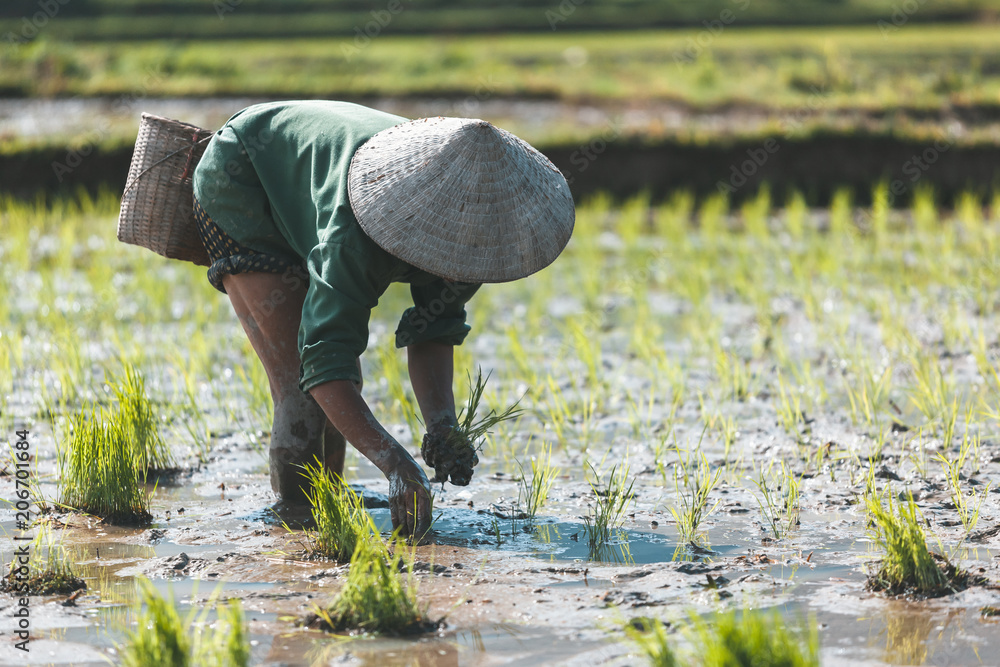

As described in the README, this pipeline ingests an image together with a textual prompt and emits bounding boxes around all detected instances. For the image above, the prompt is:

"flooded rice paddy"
[2,189,1000,665]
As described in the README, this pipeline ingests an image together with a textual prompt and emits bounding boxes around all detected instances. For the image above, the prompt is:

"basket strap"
[122,133,214,198]
[180,131,204,180]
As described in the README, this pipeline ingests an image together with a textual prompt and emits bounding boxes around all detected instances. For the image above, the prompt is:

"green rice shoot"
[120,577,250,667]
[516,444,557,527]
[624,617,679,667]
[58,406,152,525]
[308,537,436,635]
[584,463,635,554]
[689,608,820,667]
[865,491,950,596]
[627,609,819,667]
[1,525,85,596]
[302,460,378,562]
[112,363,175,473]
[454,368,524,450]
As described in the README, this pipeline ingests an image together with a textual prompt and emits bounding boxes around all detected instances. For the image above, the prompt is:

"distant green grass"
[1,1,996,40]
[1,25,998,111]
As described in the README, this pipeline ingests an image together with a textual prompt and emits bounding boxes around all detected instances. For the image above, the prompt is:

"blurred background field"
[1,0,1000,202]
[6,3,1000,665]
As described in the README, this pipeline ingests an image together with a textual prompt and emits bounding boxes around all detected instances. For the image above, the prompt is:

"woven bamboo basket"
[117,113,215,266]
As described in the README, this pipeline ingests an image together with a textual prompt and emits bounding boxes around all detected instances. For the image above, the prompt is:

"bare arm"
[308,379,431,537]
[407,340,458,436]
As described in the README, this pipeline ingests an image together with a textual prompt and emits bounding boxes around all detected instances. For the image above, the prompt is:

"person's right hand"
[386,454,433,542]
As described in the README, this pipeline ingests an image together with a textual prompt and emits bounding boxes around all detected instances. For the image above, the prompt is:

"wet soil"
[1,423,999,665]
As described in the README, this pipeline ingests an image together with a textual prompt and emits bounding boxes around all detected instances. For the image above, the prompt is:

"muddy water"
[2,428,999,666]
[0,96,981,148]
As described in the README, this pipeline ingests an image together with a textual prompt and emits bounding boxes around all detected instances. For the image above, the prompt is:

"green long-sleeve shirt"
[192,100,480,390]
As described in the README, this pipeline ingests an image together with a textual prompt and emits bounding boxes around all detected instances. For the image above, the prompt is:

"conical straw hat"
[348,116,575,283]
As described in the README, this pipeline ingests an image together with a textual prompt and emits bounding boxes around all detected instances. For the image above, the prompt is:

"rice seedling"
[58,407,152,525]
[120,578,250,667]
[868,181,891,241]
[741,184,771,239]
[865,491,952,596]
[627,608,820,667]
[624,617,679,667]
[515,444,557,527]
[422,368,523,486]
[698,191,729,238]
[305,537,439,635]
[235,338,273,431]
[775,373,808,438]
[567,319,605,395]
[783,189,808,239]
[906,346,957,436]
[669,431,722,544]
[376,339,423,445]
[583,463,634,557]
[112,364,175,473]
[504,325,539,388]
[654,189,693,244]
[169,358,213,464]
[1,525,85,596]
[842,350,892,428]
[747,460,801,540]
[301,460,378,562]
[714,347,753,402]
[617,192,649,252]
[688,608,820,667]
[935,425,990,537]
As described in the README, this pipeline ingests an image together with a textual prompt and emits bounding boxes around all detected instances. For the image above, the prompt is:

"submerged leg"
[221,271,347,502]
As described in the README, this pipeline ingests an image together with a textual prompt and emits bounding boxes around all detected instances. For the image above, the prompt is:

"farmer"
[191,100,574,537]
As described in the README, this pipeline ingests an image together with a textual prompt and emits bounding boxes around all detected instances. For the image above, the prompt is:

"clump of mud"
[1,570,86,596]
[300,610,443,636]
[866,553,992,599]
[421,430,479,486]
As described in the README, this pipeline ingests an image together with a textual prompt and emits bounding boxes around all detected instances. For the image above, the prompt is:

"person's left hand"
[386,453,434,542]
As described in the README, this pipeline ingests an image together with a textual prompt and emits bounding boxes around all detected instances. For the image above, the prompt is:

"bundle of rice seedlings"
[627,608,819,667]
[865,491,956,596]
[58,407,152,525]
[421,369,523,485]
[113,364,175,473]
[120,578,250,667]
[0,525,85,596]
[302,461,378,562]
[689,609,819,667]
[305,538,440,635]
[624,617,679,667]
[584,464,634,552]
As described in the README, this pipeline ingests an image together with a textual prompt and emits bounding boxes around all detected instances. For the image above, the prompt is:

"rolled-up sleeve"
[298,241,387,390]
[395,280,481,348]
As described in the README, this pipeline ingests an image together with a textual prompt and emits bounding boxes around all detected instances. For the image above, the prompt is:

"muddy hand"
[421,428,479,486]
[387,457,433,542]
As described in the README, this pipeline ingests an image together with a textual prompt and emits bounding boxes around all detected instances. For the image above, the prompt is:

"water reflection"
[865,607,964,666]
[301,634,461,666]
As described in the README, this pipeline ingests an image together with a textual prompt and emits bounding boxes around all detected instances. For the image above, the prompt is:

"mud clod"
[421,430,479,486]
